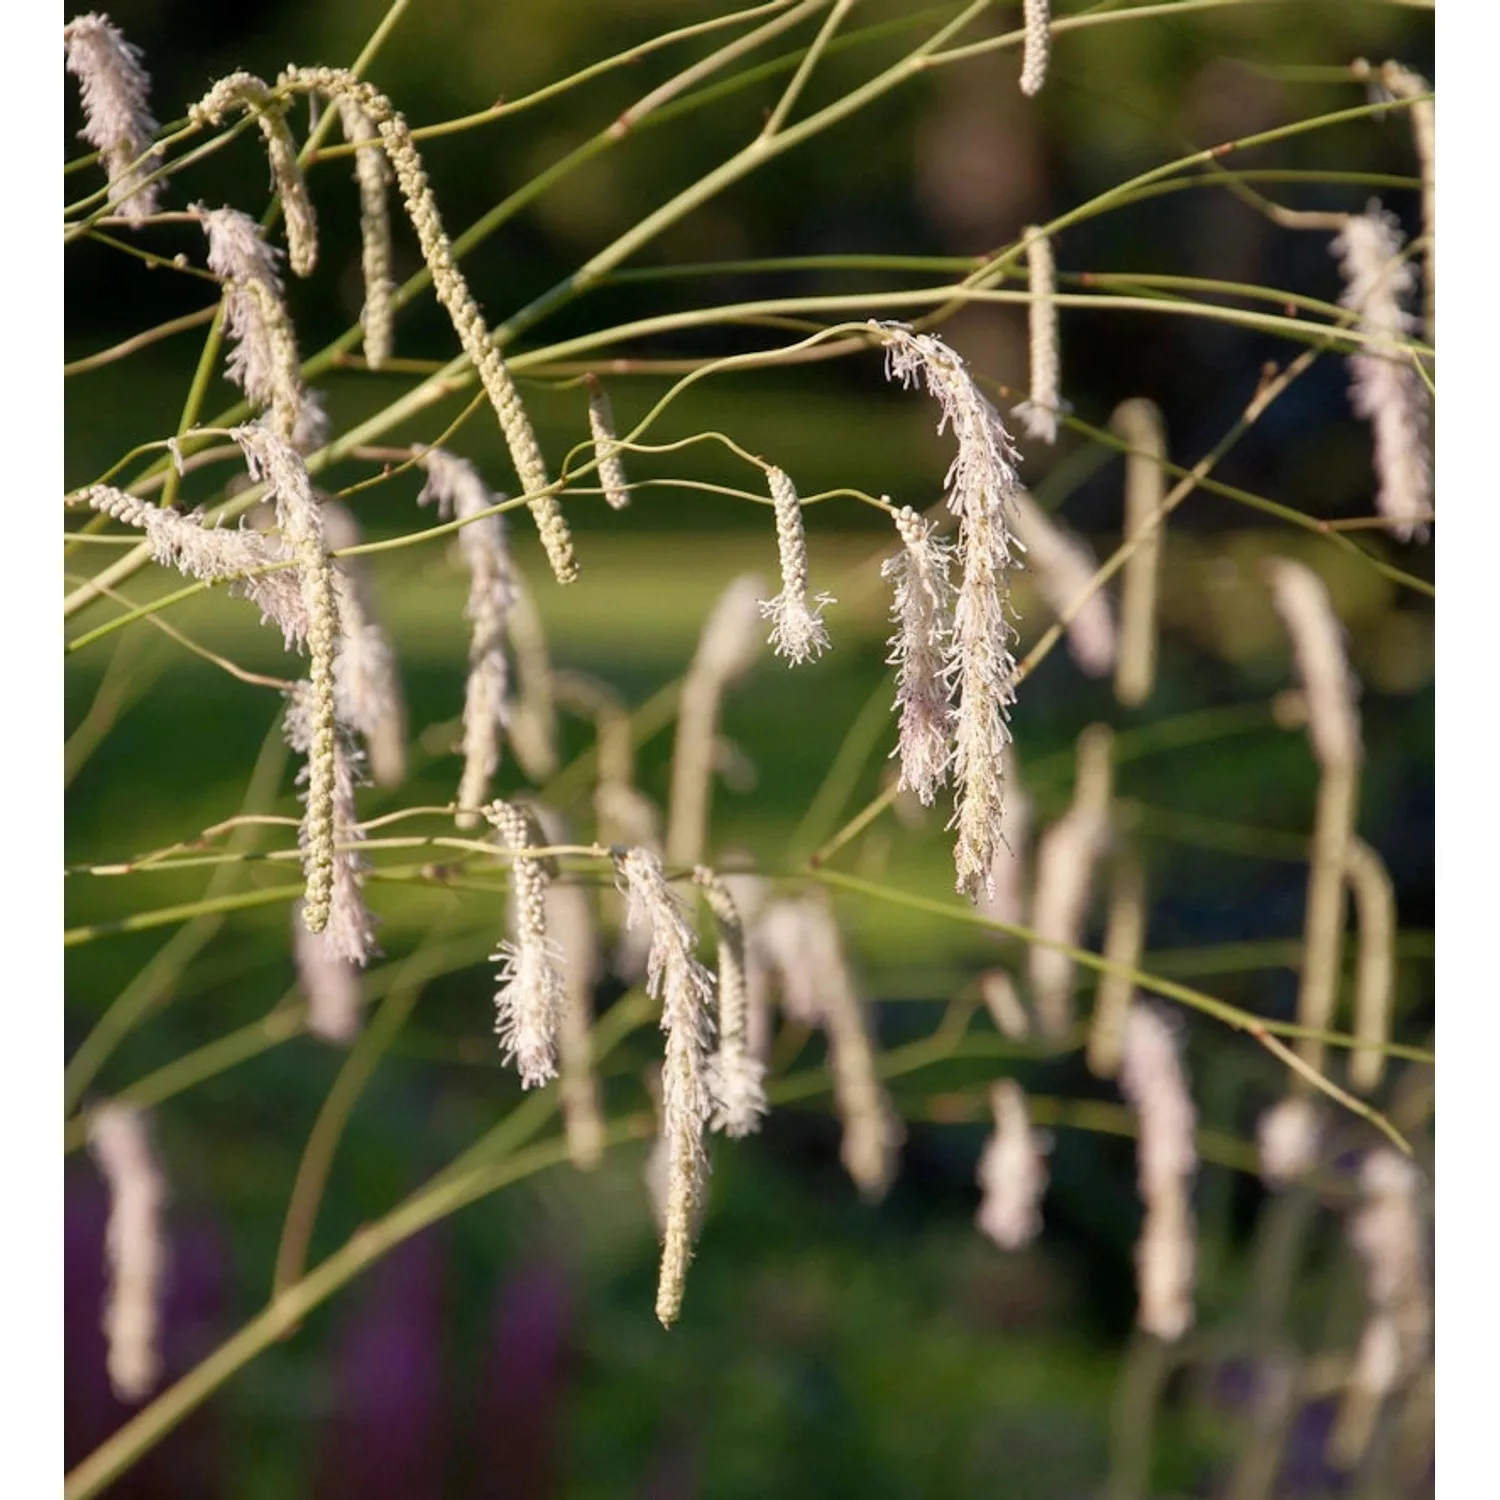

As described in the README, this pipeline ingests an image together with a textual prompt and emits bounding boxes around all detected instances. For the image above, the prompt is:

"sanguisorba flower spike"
[585,374,632,511]
[1019,0,1052,97]
[190,72,318,278]
[234,426,341,932]
[873,323,1025,901]
[198,205,325,452]
[1331,203,1432,542]
[417,449,517,828]
[615,848,718,1327]
[1012,226,1060,444]
[694,867,768,1139]
[883,504,955,806]
[759,467,834,664]
[280,67,578,585]
[487,801,565,1089]
[337,96,396,370]
[88,1103,167,1402]
[64,13,163,224]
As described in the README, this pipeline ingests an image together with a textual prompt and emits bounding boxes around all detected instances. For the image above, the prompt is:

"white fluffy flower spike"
[1331,203,1433,542]
[759,467,834,664]
[487,801,565,1089]
[883,505,955,806]
[65,13,163,223]
[616,848,718,1327]
[872,323,1025,900]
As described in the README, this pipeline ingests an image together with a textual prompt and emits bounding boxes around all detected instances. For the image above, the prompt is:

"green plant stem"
[64,885,306,949]
[810,867,1420,1151]
[63,720,289,1109]
[64,1116,652,1500]
[271,919,460,1300]
[63,1001,306,1154]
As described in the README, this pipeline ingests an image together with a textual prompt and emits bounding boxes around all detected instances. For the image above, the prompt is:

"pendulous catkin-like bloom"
[532,806,605,1170]
[337,96,395,369]
[417,449,516,829]
[198,205,323,451]
[1086,847,1147,1078]
[1119,1004,1197,1341]
[88,1102,167,1402]
[281,67,578,584]
[665,574,766,868]
[1111,397,1167,708]
[585,375,632,510]
[873,323,1025,901]
[1375,61,1434,344]
[65,13,163,224]
[760,467,834,665]
[753,896,904,1200]
[293,901,363,1043]
[190,72,317,278]
[1266,557,1362,1077]
[285,684,378,967]
[505,575,561,783]
[321,498,407,788]
[1346,836,1396,1096]
[1331,203,1432,542]
[236,426,341,932]
[1030,724,1113,1037]
[980,969,1031,1039]
[1333,1149,1431,1464]
[1256,1095,1323,1187]
[1019,0,1052,97]
[883,505,955,806]
[1012,227,1059,442]
[615,849,718,1327]
[694,867,767,1138]
[488,801,565,1089]
[1265,559,1361,772]
[975,1079,1049,1249]
[1011,489,1116,678]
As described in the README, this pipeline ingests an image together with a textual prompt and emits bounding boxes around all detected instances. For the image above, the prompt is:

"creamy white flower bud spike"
[280,67,578,584]
[191,72,318,277]
[417,449,517,828]
[1266,558,1362,1079]
[336,96,395,369]
[1119,1004,1198,1341]
[1019,0,1052,97]
[975,1079,1049,1249]
[1012,227,1059,441]
[585,375,632,510]
[666,574,766,868]
[615,848,718,1327]
[88,1103,167,1402]
[1030,724,1113,1037]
